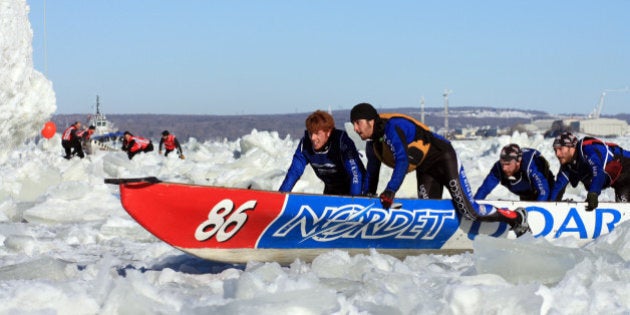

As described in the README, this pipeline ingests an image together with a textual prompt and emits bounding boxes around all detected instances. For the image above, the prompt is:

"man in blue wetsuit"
[475,143,555,201]
[550,131,630,211]
[350,102,530,237]
[279,110,366,196]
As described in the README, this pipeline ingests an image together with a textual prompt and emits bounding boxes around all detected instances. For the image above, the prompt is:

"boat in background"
[85,95,124,153]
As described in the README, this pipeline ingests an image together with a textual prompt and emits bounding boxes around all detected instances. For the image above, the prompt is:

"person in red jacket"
[159,130,184,159]
[61,121,82,159]
[121,131,154,160]
[76,125,96,155]
[76,125,96,142]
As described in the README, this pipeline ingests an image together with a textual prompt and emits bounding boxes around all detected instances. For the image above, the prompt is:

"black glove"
[585,192,598,212]
[379,190,395,210]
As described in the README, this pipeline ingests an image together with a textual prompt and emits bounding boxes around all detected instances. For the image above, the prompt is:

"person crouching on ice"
[350,102,530,237]
[279,110,366,196]
[122,131,154,160]
[475,143,555,201]
[76,125,96,155]
[550,131,630,211]
[61,121,83,159]
[159,130,185,159]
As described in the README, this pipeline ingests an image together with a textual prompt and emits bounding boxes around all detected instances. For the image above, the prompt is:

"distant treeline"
[52,107,629,142]
[52,113,308,142]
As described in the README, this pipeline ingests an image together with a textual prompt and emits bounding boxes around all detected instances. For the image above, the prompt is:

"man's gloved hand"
[379,190,395,210]
[179,154,185,160]
[585,192,598,212]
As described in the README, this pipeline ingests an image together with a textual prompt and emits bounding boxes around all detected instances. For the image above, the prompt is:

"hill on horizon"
[51,106,630,142]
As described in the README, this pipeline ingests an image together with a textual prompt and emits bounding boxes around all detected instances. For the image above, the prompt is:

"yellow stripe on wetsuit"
[373,113,431,173]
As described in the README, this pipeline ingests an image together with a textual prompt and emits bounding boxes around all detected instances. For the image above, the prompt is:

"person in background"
[76,125,96,155]
[475,143,555,201]
[121,131,154,160]
[551,131,630,211]
[61,121,83,159]
[76,125,96,142]
[279,110,366,196]
[159,130,185,159]
[350,102,530,237]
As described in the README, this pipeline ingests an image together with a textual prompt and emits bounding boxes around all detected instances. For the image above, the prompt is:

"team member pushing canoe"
[280,110,366,196]
[551,131,630,211]
[350,102,530,237]
[475,143,555,201]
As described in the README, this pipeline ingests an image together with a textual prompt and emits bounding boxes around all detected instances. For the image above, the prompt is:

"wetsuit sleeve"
[175,137,183,154]
[582,145,608,195]
[550,169,569,201]
[527,156,552,201]
[383,123,410,193]
[279,139,308,192]
[159,138,164,151]
[364,142,381,195]
[339,133,364,196]
[474,163,501,200]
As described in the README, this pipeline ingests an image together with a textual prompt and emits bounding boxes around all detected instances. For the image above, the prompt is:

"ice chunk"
[0,257,71,281]
[473,234,585,284]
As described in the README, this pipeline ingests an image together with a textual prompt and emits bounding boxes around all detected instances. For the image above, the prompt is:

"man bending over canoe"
[475,143,555,201]
[350,102,530,237]
[279,110,366,196]
[551,131,630,211]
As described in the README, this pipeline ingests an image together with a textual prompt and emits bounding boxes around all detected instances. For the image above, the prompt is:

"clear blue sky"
[28,0,630,116]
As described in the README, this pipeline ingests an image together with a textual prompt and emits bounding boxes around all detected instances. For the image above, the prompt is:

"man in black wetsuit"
[350,102,530,237]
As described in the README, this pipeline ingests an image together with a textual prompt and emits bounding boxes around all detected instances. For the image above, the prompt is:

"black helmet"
[162,130,170,136]
[500,143,523,162]
[553,132,578,148]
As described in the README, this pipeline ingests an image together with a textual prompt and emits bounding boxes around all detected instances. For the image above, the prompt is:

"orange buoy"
[41,121,56,139]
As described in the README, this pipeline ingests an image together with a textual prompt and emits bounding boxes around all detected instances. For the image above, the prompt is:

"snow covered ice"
[1,0,629,314]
